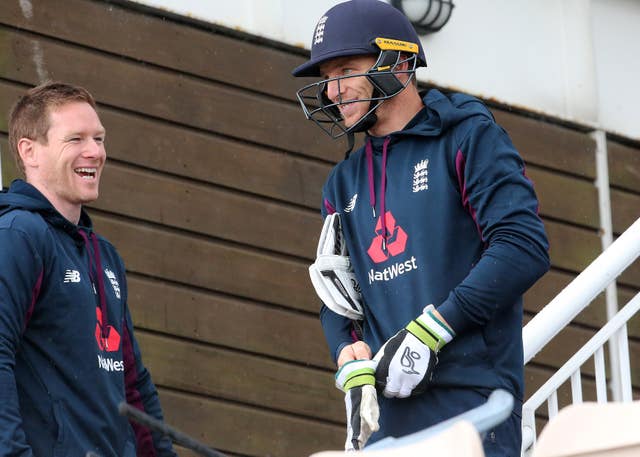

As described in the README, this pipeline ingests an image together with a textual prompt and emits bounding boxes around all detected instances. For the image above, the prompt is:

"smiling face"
[319,55,377,129]
[20,101,106,223]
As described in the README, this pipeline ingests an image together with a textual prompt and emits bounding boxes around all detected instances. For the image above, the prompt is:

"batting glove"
[309,213,364,320]
[335,359,380,451]
[374,305,455,398]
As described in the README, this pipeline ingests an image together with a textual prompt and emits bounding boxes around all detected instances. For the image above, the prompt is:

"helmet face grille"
[295,52,418,139]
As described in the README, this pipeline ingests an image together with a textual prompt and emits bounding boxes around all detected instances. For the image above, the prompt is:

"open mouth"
[74,167,97,179]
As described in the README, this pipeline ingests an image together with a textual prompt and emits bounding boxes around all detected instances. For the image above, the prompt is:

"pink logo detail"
[95,307,121,352]
[367,211,408,263]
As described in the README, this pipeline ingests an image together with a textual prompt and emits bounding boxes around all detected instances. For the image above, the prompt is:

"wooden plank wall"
[0,0,638,455]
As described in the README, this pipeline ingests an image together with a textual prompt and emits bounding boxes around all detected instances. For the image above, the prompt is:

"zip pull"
[372,206,376,218]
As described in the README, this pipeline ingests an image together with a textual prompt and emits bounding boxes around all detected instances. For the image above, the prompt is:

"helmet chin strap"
[343,93,382,159]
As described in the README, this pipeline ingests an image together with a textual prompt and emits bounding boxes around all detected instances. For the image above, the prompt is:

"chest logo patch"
[95,307,121,353]
[344,193,358,213]
[63,269,81,283]
[412,159,429,193]
[367,211,408,263]
[104,268,121,299]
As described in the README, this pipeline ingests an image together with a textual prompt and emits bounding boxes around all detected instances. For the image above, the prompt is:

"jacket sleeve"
[0,227,42,457]
[437,118,551,333]
[121,287,176,456]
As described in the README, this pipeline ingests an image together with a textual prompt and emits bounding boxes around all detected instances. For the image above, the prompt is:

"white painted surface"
[131,0,640,141]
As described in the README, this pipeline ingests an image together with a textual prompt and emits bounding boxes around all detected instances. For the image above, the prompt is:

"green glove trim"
[406,305,455,352]
[335,359,378,392]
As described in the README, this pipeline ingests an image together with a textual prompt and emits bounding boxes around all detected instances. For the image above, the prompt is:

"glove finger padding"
[374,305,455,399]
[317,212,347,257]
[345,385,379,451]
[309,213,364,320]
[335,360,379,451]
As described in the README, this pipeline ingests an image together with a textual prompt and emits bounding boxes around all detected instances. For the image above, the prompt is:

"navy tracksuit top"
[319,89,550,424]
[0,180,175,457]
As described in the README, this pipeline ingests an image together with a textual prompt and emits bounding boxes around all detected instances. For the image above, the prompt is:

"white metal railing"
[521,217,640,456]
[523,217,640,363]
[521,292,640,455]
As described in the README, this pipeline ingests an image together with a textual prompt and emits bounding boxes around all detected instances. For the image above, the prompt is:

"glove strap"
[406,305,455,352]
[335,360,378,392]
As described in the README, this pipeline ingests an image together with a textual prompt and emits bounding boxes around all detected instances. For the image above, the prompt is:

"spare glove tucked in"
[335,359,379,451]
[309,213,363,320]
[374,305,455,398]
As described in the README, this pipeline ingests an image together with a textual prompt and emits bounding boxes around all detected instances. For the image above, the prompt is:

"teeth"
[74,168,97,179]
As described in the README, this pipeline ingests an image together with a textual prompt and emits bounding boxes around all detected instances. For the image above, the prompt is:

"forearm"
[438,237,549,334]
[320,304,356,364]
[122,318,176,456]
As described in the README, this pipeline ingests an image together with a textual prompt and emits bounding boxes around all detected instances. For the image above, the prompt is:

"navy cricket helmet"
[292,0,426,77]
[292,0,427,147]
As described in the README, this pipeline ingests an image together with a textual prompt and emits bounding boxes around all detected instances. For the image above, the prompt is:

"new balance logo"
[314,16,328,45]
[63,269,81,283]
[344,193,358,213]
[412,159,429,192]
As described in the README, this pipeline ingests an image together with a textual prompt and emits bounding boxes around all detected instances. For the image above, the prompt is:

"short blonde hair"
[8,81,97,174]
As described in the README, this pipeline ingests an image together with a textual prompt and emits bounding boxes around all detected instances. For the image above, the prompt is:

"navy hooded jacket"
[319,89,550,417]
[0,180,175,457]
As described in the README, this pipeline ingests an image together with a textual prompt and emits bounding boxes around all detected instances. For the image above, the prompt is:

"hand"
[309,213,364,320]
[337,341,373,368]
[335,360,380,451]
[374,305,455,398]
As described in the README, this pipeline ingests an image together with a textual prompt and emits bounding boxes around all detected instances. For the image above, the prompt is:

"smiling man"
[0,82,176,457]
[294,1,550,455]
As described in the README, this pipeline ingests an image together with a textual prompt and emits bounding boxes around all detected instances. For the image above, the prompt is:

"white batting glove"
[374,305,455,398]
[309,213,363,320]
[335,360,380,451]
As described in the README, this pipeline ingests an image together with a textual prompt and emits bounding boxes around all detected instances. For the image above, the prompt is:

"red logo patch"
[95,307,121,352]
[367,211,408,263]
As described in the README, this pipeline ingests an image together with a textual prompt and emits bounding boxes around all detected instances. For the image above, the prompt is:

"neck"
[368,86,424,137]
[30,182,82,225]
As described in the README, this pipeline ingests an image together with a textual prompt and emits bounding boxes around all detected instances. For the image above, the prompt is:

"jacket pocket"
[52,400,69,457]
[52,400,65,444]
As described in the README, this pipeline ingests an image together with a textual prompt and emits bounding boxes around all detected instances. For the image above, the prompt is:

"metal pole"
[592,129,622,401]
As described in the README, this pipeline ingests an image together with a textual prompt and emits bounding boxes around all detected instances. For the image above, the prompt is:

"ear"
[17,138,38,169]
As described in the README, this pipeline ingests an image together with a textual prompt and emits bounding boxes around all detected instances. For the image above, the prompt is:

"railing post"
[521,408,536,456]
[592,129,622,401]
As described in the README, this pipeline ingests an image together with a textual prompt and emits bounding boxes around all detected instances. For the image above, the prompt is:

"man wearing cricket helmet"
[293,1,550,455]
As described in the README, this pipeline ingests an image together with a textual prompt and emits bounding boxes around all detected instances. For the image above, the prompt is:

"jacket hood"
[0,179,93,239]
[386,89,495,141]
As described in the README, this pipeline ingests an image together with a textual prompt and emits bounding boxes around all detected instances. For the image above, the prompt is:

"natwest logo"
[367,211,408,263]
[95,307,121,352]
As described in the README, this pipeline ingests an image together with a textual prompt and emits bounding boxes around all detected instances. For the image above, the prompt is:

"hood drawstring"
[78,229,108,341]
[366,136,392,252]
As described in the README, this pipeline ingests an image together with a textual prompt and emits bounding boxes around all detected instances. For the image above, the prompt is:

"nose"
[84,138,106,160]
[325,78,342,103]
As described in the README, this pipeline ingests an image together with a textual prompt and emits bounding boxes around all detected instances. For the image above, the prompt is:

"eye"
[67,137,81,143]
[94,136,105,144]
